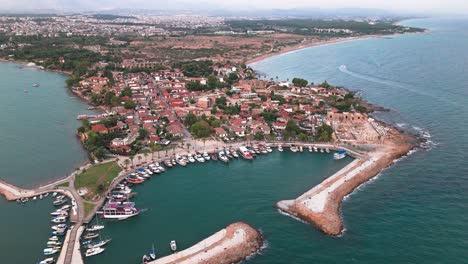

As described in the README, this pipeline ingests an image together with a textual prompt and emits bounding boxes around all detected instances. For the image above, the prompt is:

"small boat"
[53,199,67,206]
[126,177,144,184]
[313,146,318,152]
[81,240,92,245]
[60,205,71,211]
[52,192,57,197]
[51,217,67,223]
[33,196,37,200]
[326,148,330,153]
[334,150,347,160]
[299,146,304,152]
[83,233,99,240]
[278,145,283,152]
[171,159,177,166]
[265,145,273,153]
[149,244,156,260]
[39,194,43,199]
[164,160,173,168]
[203,152,210,161]
[33,83,40,87]
[44,193,49,198]
[290,145,298,152]
[49,236,59,241]
[195,154,205,163]
[47,241,62,246]
[87,238,111,249]
[86,225,104,232]
[238,146,254,160]
[188,155,196,163]
[320,148,324,153]
[51,224,67,231]
[51,230,66,236]
[232,150,239,158]
[210,153,218,160]
[38,257,55,264]
[56,195,65,200]
[51,210,68,217]
[170,240,177,252]
[43,248,60,255]
[308,146,313,152]
[85,247,105,257]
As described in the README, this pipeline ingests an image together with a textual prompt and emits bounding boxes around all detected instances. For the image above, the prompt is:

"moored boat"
[87,238,111,249]
[238,146,253,160]
[333,150,347,160]
[86,225,105,232]
[278,145,283,152]
[38,257,55,264]
[170,240,177,252]
[83,233,99,240]
[85,247,105,257]
[43,247,60,255]
[98,201,140,220]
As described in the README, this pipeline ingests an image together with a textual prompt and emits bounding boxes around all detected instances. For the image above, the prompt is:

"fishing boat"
[238,146,254,160]
[333,150,347,160]
[43,247,60,255]
[85,247,105,257]
[83,233,99,240]
[170,240,177,252]
[87,238,111,249]
[278,145,283,152]
[97,201,140,220]
[38,257,55,264]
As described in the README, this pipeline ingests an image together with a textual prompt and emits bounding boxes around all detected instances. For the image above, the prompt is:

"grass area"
[83,202,96,218]
[56,181,69,188]
[74,161,122,200]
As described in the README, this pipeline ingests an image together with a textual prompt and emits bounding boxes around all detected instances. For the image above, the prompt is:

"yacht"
[195,154,205,163]
[51,217,67,223]
[38,257,55,264]
[97,201,140,220]
[203,152,210,160]
[83,233,99,240]
[333,150,347,160]
[86,225,105,232]
[218,151,229,163]
[85,247,105,257]
[238,147,254,160]
[87,238,111,249]
[43,248,60,255]
[290,145,298,152]
[187,155,195,163]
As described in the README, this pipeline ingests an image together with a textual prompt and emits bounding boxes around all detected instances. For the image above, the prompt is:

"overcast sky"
[0,0,467,14]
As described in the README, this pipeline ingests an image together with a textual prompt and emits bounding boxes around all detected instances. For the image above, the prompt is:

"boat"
[210,153,218,161]
[232,150,239,158]
[320,148,324,153]
[38,257,55,264]
[50,210,68,217]
[149,244,156,260]
[238,146,254,160]
[290,145,298,152]
[164,160,173,168]
[126,177,144,184]
[51,217,67,223]
[51,230,66,236]
[87,238,111,249]
[81,240,92,245]
[98,201,140,220]
[51,224,67,231]
[218,151,229,163]
[299,146,304,152]
[313,146,318,152]
[47,241,62,246]
[52,192,57,197]
[278,145,283,152]
[43,248,60,255]
[265,145,273,153]
[53,199,67,206]
[195,154,205,163]
[188,155,196,163]
[60,205,71,211]
[33,83,40,87]
[333,150,347,160]
[33,196,37,200]
[203,152,210,160]
[83,233,99,240]
[326,148,330,153]
[176,158,187,166]
[49,236,59,241]
[308,146,313,152]
[85,247,105,257]
[86,225,104,232]
[171,159,177,166]
[170,240,177,252]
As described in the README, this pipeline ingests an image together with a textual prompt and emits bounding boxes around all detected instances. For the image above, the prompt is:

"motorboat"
[97,201,140,220]
[278,145,283,152]
[188,155,196,163]
[51,217,67,223]
[38,257,55,264]
[53,199,67,206]
[308,146,313,152]
[43,247,60,255]
[265,145,273,153]
[83,233,99,240]
[195,154,205,163]
[238,147,253,160]
[334,150,347,160]
[326,148,330,153]
[51,224,67,231]
[299,146,304,152]
[170,240,177,252]
[86,225,105,232]
[87,238,111,249]
[85,247,105,257]
[231,150,239,158]
[60,205,71,211]
[203,152,210,160]
[47,241,62,246]
[313,146,318,152]
[290,145,298,152]
[164,160,173,168]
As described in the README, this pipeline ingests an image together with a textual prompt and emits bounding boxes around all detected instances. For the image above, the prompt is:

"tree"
[215,96,227,108]
[316,124,333,142]
[190,120,214,138]
[292,78,308,87]
[254,132,265,140]
[211,106,218,115]
[137,155,142,165]
[124,100,136,109]
[124,159,130,168]
[319,80,331,89]
[138,128,149,140]
[207,75,218,90]
[184,112,198,126]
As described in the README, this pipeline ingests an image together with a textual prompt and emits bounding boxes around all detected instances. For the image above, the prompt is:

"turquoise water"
[86,151,352,264]
[0,62,94,263]
[250,18,468,263]
[0,63,92,187]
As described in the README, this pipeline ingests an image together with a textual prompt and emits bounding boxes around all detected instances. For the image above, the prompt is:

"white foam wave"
[276,209,308,224]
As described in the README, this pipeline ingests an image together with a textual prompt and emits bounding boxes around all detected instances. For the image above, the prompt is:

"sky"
[0,0,467,14]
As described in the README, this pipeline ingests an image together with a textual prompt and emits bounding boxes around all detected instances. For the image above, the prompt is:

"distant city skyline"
[0,0,467,15]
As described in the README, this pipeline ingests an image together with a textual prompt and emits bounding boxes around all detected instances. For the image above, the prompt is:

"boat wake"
[338,65,468,110]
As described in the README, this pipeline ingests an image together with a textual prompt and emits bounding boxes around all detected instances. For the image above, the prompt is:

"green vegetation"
[190,120,214,138]
[74,162,122,200]
[56,182,70,188]
[292,77,308,87]
[173,60,213,77]
[315,124,334,142]
[83,202,96,218]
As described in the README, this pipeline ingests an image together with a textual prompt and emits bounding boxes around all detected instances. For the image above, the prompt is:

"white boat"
[83,233,99,240]
[43,248,60,255]
[238,146,254,160]
[299,146,304,152]
[87,238,111,249]
[51,224,67,231]
[85,247,105,257]
[38,257,55,264]
[313,146,318,152]
[195,154,205,163]
[176,158,187,166]
[265,145,273,153]
[188,155,195,163]
[232,150,239,158]
[290,146,298,152]
[50,210,68,217]
[326,148,330,153]
[320,148,324,153]
[52,192,57,197]
[203,152,210,160]
[170,240,177,252]
[308,146,313,152]
[86,225,104,232]
[278,145,283,152]
[97,201,140,220]
[51,217,67,223]
[47,240,62,246]
[333,150,347,160]
[149,243,156,260]
[49,236,59,241]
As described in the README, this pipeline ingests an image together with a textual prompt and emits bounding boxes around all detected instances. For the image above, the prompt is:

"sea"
[1,17,468,263]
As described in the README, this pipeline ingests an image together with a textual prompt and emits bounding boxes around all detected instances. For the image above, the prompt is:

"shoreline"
[246,31,429,65]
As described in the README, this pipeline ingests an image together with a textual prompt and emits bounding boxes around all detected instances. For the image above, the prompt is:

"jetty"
[149,222,263,264]
[276,130,415,235]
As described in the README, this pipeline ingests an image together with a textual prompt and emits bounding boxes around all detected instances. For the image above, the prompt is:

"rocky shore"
[276,127,417,236]
[149,222,263,264]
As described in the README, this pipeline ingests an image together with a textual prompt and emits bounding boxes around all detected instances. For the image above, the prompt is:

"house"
[91,124,108,134]
[273,122,287,130]
[166,124,184,137]
[214,127,228,138]
[232,127,246,137]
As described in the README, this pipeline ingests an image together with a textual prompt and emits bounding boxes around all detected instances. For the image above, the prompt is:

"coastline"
[246,31,428,65]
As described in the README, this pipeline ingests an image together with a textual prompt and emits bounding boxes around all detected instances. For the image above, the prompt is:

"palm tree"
[124,159,130,169]
[130,155,135,168]
[149,142,157,161]
[137,155,142,165]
